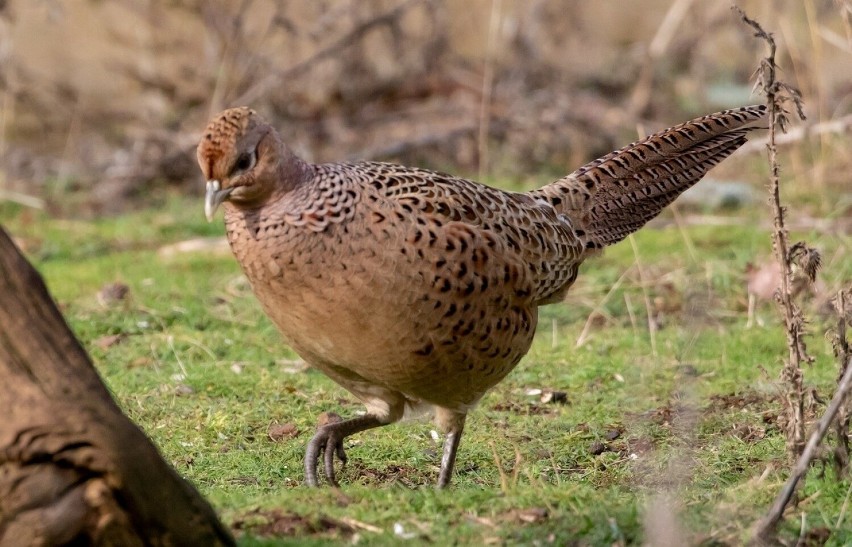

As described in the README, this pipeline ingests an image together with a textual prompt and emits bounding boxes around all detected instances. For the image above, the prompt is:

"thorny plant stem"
[733,7,845,544]
[766,30,806,459]
[736,6,806,459]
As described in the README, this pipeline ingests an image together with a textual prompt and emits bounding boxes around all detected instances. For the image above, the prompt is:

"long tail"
[528,105,767,249]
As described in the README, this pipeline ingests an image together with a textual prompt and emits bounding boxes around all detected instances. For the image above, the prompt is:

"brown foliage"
[5,1,847,213]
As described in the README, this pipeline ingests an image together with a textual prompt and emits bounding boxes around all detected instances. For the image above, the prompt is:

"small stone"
[605,428,622,441]
[515,508,548,523]
[589,441,607,455]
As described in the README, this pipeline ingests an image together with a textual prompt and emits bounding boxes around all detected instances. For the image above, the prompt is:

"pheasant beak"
[204,180,232,222]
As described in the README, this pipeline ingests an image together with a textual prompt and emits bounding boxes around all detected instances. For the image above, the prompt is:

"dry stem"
[734,5,809,460]
[831,289,852,472]
[733,7,852,543]
[477,0,502,180]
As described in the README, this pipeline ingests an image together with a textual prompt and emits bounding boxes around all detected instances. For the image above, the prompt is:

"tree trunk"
[0,226,234,546]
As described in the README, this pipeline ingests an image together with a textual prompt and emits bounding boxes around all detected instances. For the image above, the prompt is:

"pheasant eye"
[235,152,253,172]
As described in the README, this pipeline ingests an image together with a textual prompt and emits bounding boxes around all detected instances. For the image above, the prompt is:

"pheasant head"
[197,107,306,221]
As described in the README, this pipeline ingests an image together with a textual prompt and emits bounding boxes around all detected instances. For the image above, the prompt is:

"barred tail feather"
[529,105,767,248]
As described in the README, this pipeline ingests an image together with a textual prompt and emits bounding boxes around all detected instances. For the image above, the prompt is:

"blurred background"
[0,0,850,215]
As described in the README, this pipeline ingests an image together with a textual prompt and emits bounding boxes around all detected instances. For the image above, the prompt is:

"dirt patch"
[346,462,431,488]
[232,508,355,539]
[627,392,777,431]
[490,401,558,416]
[627,436,656,456]
[706,391,777,412]
[706,391,780,438]
[630,401,693,428]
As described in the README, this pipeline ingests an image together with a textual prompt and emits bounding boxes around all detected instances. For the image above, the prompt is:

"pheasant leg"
[437,421,466,489]
[305,414,385,487]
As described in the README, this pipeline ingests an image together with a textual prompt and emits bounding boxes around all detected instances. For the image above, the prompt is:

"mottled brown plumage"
[197,104,765,487]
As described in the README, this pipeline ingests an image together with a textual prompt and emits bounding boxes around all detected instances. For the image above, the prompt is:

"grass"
[2,179,850,545]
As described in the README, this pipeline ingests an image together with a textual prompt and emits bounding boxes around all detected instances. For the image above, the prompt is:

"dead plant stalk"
[732,6,852,543]
[736,6,809,459]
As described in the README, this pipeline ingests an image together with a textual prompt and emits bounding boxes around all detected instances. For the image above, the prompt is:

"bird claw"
[323,435,348,487]
[335,439,348,464]
[304,414,384,487]
[305,426,348,487]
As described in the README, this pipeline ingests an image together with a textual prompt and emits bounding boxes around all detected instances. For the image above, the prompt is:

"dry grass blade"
[477,0,502,180]
[628,235,658,358]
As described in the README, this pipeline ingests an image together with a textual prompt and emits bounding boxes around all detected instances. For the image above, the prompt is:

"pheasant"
[197,104,765,488]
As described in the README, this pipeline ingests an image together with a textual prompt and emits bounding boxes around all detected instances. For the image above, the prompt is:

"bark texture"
[0,226,234,546]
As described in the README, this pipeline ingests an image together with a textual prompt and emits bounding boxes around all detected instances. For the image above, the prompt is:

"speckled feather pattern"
[198,105,766,429]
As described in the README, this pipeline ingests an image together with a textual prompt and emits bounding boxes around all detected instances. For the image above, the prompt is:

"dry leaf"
[268,422,299,442]
[94,333,126,349]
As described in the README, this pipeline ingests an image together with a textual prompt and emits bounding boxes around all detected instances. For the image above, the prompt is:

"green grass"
[2,187,850,545]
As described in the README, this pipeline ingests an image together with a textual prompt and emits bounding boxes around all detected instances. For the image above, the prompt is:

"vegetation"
[3,162,849,544]
[2,1,850,544]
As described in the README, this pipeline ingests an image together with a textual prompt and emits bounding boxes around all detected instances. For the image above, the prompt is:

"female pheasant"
[197,104,765,488]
